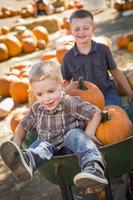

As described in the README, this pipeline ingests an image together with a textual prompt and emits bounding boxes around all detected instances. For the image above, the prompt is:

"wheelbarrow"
[22,104,133,200]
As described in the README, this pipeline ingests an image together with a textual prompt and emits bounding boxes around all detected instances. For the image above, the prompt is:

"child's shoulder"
[63,94,88,108]
[92,40,110,51]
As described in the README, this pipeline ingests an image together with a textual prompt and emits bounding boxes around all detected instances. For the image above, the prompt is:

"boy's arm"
[110,68,133,103]
[85,109,102,137]
[13,123,26,147]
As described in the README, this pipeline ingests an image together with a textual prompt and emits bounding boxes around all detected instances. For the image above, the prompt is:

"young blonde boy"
[0,61,108,188]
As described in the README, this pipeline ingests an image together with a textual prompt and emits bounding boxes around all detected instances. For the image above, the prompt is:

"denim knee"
[65,128,85,144]
[64,128,89,152]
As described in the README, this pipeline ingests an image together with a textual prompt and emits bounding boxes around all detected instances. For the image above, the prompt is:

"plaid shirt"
[20,94,98,149]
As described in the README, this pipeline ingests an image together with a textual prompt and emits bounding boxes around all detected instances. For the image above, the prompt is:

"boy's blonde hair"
[29,61,63,83]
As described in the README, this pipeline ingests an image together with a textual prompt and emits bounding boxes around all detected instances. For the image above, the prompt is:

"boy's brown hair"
[70,9,94,23]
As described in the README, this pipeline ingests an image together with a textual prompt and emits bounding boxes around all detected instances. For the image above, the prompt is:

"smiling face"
[70,17,95,46]
[31,78,63,111]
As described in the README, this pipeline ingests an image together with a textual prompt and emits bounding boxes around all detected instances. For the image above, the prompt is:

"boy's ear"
[62,80,69,89]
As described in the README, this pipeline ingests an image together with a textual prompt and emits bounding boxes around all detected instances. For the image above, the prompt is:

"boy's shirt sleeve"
[20,103,38,132]
[70,96,98,122]
[104,45,117,70]
[61,54,72,81]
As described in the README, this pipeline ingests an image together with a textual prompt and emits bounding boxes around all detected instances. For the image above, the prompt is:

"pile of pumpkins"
[0,4,35,19]
[0,0,84,19]
[116,33,133,52]
[0,25,49,62]
[0,61,32,118]
[114,1,133,12]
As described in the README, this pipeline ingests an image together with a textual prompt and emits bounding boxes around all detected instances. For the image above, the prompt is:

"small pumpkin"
[0,74,18,96]
[9,78,29,103]
[96,105,133,145]
[0,26,10,35]
[0,97,15,118]
[10,110,27,133]
[64,77,105,110]
[10,61,32,71]
[127,41,133,52]
[40,50,56,61]
[22,37,37,53]
[0,43,9,62]
[14,26,37,44]
[37,39,47,50]
[3,35,22,57]
[32,26,49,43]
[116,35,129,49]
[56,44,72,64]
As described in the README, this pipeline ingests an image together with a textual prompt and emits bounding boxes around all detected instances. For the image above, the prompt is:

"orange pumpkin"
[41,50,56,61]
[32,26,49,43]
[0,74,18,96]
[116,35,129,49]
[10,110,27,133]
[0,43,9,62]
[0,26,10,35]
[37,39,47,50]
[3,35,22,57]
[96,105,133,145]
[22,37,37,53]
[15,26,37,44]
[127,41,133,52]
[10,61,32,71]
[56,44,72,64]
[64,77,105,110]
[9,78,29,103]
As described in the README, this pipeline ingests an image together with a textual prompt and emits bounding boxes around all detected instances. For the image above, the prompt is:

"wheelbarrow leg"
[56,164,75,200]
[104,164,114,200]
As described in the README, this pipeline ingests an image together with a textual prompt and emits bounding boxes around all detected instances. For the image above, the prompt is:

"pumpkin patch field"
[0,1,133,200]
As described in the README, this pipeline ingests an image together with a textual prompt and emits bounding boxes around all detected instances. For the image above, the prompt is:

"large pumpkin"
[9,78,29,103]
[64,77,105,110]
[96,105,133,145]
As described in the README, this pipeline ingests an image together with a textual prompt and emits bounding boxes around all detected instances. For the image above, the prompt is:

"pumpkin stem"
[78,76,87,90]
[101,111,109,122]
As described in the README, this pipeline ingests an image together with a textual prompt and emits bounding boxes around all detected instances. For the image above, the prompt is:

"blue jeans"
[105,89,122,106]
[27,128,104,171]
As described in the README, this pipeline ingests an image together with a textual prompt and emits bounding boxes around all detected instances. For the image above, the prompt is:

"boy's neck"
[76,40,92,55]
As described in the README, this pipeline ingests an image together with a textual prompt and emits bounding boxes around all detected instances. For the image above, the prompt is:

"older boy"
[61,9,133,106]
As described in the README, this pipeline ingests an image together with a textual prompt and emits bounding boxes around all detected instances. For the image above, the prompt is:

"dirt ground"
[0,0,133,200]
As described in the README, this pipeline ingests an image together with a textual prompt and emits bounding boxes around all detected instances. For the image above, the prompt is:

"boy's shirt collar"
[73,40,97,56]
